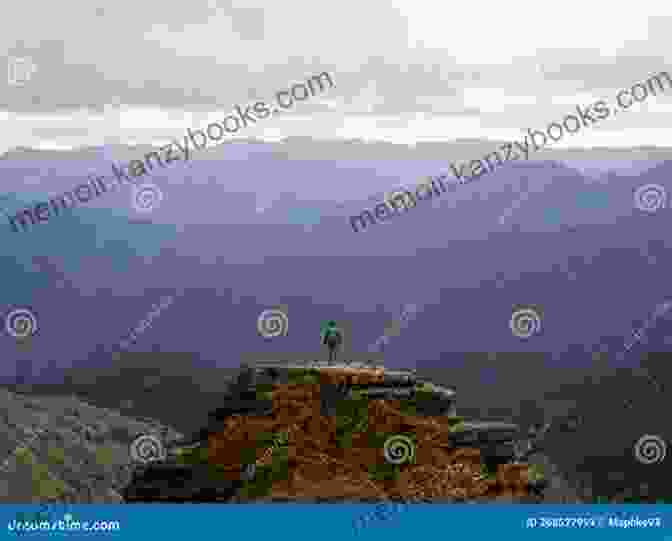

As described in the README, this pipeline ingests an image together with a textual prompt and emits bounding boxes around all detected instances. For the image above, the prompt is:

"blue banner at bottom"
[0,504,670,540]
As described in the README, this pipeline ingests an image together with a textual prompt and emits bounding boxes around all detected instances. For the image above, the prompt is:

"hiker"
[321,320,344,365]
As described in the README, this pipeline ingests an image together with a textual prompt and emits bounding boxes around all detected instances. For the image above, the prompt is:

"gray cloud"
[1,1,672,150]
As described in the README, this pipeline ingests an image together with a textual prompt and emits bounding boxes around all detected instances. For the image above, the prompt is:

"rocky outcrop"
[121,463,242,502]
[122,364,559,502]
[0,388,182,503]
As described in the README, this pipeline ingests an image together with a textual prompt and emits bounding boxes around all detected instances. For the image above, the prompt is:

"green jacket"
[321,327,344,345]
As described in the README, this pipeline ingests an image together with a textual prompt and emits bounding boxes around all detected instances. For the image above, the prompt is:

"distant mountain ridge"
[1,145,671,386]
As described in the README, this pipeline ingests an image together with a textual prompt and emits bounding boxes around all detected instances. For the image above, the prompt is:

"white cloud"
[2,0,672,151]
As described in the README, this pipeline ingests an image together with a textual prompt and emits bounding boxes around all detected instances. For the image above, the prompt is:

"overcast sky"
[1,0,672,153]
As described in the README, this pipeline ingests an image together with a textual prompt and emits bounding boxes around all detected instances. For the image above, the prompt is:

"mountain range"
[1,139,671,501]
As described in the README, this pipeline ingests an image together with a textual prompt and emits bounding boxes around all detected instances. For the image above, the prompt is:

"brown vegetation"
[206,381,534,501]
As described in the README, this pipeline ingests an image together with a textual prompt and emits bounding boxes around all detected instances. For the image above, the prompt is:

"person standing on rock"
[321,320,344,365]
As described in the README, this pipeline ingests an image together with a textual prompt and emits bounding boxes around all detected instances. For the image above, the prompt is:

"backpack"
[322,327,343,346]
